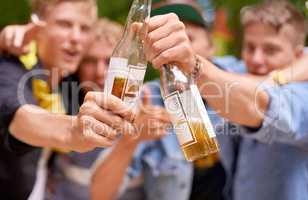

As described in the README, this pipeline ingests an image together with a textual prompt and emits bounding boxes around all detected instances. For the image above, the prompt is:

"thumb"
[141,86,151,106]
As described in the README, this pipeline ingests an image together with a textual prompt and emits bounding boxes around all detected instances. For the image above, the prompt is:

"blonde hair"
[241,0,307,46]
[30,0,97,17]
[94,18,124,47]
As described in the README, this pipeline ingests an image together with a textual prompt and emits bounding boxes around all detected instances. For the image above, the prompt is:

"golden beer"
[111,77,127,99]
[181,119,219,161]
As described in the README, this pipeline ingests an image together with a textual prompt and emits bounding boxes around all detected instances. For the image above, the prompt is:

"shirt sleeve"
[0,56,37,154]
[240,83,308,150]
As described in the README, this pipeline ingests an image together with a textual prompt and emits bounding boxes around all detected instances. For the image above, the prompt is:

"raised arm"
[144,14,308,128]
[90,89,170,200]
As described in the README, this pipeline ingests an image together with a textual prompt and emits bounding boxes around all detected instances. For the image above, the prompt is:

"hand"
[69,92,136,152]
[131,87,171,142]
[0,22,44,56]
[144,13,196,74]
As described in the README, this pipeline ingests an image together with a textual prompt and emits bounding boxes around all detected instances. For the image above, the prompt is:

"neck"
[40,60,63,90]
[37,49,64,89]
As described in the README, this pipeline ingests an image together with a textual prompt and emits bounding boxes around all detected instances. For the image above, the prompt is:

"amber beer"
[111,77,127,99]
[182,119,219,161]
[104,0,151,107]
[161,63,219,161]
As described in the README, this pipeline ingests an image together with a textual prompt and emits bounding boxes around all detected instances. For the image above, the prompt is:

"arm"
[90,89,171,200]
[9,105,75,150]
[6,91,135,153]
[196,57,269,127]
[91,137,139,200]
[144,14,308,128]
[0,23,42,56]
[279,54,308,83]
[143,14,267,127]
[239,82,308,149]
[195,53,308,127]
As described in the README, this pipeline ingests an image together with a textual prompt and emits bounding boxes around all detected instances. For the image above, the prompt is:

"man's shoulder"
[212,56,246,74]
[0,55,28,76]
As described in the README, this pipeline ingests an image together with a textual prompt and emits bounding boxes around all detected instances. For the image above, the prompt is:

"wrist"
[270,70,289,85]
[59,116,78,152]
[190,55,203,79]
[195,56,210,84]
[120,135,140,148]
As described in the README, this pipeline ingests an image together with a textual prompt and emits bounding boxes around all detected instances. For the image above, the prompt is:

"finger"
[4,28,15,49]
[86,116,118,140]
[85,92,136,123]
[84,128,114,148]
[141,86,151,106]
[146,20,185,47]
[152,43,193,74]
[80,101,134,134]
[148,13,178,32]
[147,33,186,62]
[13,28,25,48]
[140,106,170,122]
[131,22,143,34]
[24,23,44,45]
[31,14,47,27]
[81,116,117,140]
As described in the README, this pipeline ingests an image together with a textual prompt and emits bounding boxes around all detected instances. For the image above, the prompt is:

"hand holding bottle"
[144,13,196,75]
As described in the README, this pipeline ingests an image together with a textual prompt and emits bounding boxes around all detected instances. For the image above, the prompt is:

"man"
[42,18,170,200]
[143,1,308,200]
[47,18,188,200]
[0,0,136,199]
[0,10,192,200]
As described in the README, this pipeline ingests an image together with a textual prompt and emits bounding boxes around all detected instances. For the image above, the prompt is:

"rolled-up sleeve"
[241,83,308,149]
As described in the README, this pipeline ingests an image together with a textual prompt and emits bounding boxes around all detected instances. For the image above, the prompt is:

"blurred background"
[2,0,306,80]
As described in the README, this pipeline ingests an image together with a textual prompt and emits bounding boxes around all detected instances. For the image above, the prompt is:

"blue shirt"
[213,56,308,200]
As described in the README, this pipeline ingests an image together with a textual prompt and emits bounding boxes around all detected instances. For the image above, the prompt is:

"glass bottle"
[104,0,151,108]
[160,64,219,161]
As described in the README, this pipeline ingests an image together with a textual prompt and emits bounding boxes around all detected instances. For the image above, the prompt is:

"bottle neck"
[124,0,151,32]
[112,0,151,57]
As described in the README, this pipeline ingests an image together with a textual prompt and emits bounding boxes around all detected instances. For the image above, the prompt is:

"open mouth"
[62,49,81,62]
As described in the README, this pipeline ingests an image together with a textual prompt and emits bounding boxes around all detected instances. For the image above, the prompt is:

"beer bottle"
[160,61,219,161]
[104,0,152,108]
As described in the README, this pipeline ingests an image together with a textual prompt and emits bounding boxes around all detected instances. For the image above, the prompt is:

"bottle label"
[104,57,128,98]
[190,85,216,138]
[104,57,146,108]
[164,91,197,147]
[122,64,147,106]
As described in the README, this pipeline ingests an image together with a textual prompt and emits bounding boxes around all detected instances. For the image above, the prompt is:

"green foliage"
[0,0,133,28]
[97,0,133,24]
[0,0,30,28]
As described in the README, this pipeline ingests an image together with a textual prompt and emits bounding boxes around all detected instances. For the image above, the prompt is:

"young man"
[143,1,308,200]
[0,0,136,199]
[43,18,171,200]
[1,17,173,200]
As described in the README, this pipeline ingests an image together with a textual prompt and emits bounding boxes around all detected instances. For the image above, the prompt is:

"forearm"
[197,57,269,127]
[90,137,139,200]
[282,54,308,83]
[9,104,74,150]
